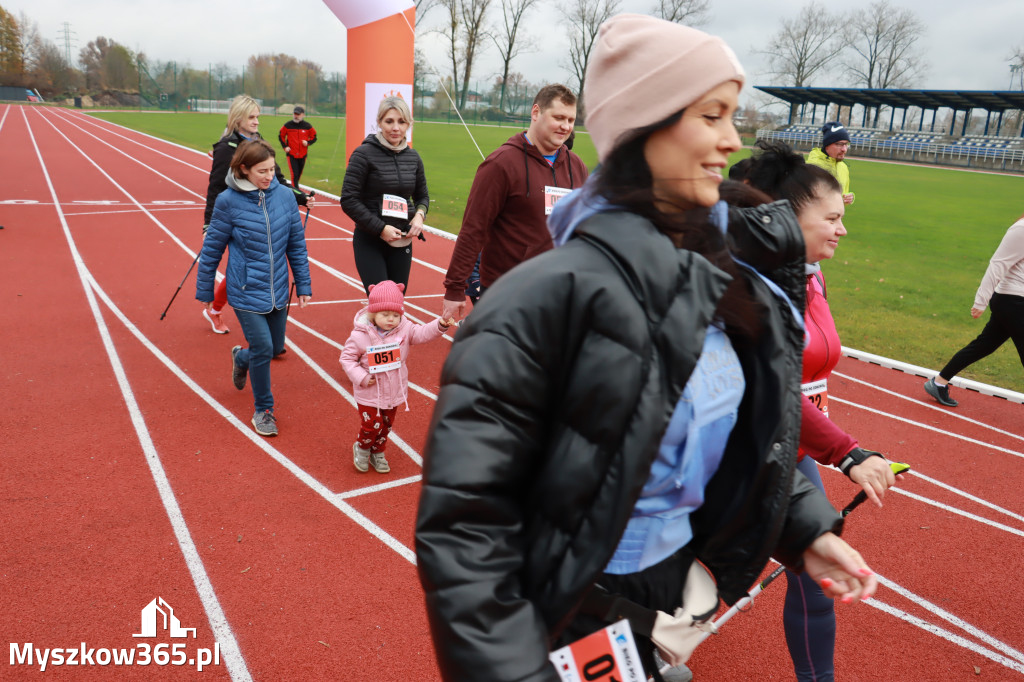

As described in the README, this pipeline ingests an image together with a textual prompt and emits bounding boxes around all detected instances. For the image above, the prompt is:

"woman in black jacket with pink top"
[340,96,429,294]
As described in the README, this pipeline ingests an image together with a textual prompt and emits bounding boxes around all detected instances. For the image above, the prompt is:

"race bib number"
[381,194,408,219]
[367,341,401,374]
[801,378,829,417]
[544,186,572,215]
[549,620,644,682]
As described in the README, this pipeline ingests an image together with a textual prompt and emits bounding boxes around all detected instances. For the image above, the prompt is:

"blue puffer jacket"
[196,174,312,313]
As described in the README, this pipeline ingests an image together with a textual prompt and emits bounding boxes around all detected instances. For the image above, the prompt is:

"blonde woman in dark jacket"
[415,14,877,682]
[340,96,429,294]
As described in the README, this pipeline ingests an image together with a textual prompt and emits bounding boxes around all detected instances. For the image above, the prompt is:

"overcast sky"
[7,0,1023,108]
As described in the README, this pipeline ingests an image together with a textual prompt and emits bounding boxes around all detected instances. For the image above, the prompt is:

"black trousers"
[940,292,1024,380]
[557,548,695,682]
[352,228,412,295]
[287,155,306,187]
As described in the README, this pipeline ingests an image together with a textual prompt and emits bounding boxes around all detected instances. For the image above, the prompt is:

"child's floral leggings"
[355,404,398,454]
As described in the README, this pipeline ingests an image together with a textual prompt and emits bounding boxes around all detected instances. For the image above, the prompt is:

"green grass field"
[89,110,1024,393]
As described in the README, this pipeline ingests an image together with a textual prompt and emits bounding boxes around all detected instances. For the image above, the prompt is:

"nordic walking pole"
[705,462,910,632]
[286,195,314,317]
[659,461,911,674]
[160,251,201,320]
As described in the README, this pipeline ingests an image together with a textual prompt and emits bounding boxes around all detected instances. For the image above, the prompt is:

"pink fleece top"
[340,307,446,410]
[799,270,858,465]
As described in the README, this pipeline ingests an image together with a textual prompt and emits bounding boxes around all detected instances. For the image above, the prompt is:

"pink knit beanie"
[584,14,745,161]
[367,280,405,314]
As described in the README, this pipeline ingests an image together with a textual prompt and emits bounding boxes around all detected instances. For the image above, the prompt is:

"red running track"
[1,103,1021,681]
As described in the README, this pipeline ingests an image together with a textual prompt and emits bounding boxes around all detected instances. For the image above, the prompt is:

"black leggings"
[939,293,1024,381]
[287,155,306,187]
[352,228,412,295]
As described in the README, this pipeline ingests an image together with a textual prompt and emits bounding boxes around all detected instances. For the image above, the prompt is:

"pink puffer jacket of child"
[340,306,446,409]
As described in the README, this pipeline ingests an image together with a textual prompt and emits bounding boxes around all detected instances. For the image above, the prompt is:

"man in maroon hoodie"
[440,84,589,321]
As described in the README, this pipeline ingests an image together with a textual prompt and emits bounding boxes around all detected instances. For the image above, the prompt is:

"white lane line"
[82,265,417,566]
[50,107,213,174]
[38,103,422,563]
[39,108,209,202]
[890,488,1024,537]
[337,476,423,500]
[867,598,1024,673]
[23,106,252,682]
[875,573,1024,664]
[834,370,1024,442]
[908,470,1024,524]
[0,103,10,133]
[830,395,1024,460]
[33,109,197,258]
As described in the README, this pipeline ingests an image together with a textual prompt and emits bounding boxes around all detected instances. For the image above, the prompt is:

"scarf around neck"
[375,131,408,152]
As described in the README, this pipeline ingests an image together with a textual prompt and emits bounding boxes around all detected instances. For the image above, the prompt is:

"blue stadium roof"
[754,86,1024,113]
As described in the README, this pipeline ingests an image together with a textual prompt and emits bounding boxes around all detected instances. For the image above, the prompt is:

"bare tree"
[562,0,620,118]
[457,0,492,109]
[437,0,464,109]
[843,0,925,126]
[757,3,843,86]
[652,0,710,27]
[415,0,439,26]
[1010,45,1024,90]
[754,2,844,121]
[491,0,538,114]
[435,0,492,111]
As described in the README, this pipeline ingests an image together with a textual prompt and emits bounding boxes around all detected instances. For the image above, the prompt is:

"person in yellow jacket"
[807,121,854,205]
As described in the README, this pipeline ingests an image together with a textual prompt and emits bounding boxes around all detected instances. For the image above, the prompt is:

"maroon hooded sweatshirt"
[442,132,588,301]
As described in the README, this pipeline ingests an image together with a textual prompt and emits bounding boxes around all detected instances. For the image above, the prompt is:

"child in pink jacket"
[340,280,452,473]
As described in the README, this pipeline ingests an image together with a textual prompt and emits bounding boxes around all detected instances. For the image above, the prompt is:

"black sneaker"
[231,346,247,390]
[924,378,958,407]
[251,409,278,436]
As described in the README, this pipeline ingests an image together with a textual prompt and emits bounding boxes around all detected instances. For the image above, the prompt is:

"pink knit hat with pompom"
[367,280,405,314]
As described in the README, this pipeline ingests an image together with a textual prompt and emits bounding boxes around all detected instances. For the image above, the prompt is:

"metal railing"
[757,129,1024,172]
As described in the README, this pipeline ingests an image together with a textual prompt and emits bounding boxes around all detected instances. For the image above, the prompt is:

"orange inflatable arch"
[320,0,416,163]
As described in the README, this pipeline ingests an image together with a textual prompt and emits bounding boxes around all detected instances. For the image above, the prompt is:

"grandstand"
[755,87,1024,173]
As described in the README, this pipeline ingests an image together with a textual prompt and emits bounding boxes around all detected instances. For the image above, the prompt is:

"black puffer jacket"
[203,130,303,225]
[415,202,842,682]
[340,134,429,237]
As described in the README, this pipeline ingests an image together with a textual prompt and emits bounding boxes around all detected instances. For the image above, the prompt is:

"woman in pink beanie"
[340,280,451,473]
[417,14,877,682]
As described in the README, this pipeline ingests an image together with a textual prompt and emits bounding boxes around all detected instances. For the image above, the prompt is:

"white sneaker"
[370,452,390,473]
[353,443,370,472]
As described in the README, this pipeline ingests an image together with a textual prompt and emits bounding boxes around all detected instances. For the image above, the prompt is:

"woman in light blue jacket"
[197,139,312,436]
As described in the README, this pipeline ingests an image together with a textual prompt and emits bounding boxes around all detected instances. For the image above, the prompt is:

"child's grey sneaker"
[353,443,370,472]
[370,452,390,474]
[924,377,958,407]
[231,346,247,390]
[252,409,278,436]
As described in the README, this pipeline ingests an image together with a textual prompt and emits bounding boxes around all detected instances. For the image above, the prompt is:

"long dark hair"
[743,140,840,212]
[593,112,760,337]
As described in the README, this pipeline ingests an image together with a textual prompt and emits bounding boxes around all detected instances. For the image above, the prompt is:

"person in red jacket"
[735,142,897,682]
[278,105,317,188]
[439,84,589,322]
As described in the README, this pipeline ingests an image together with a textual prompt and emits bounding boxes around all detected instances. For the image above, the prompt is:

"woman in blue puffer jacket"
[197,139,313,437]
